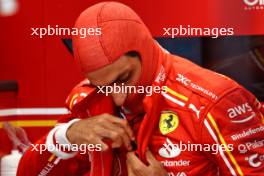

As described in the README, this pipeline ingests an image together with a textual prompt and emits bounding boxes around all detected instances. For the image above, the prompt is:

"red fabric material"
[65,80,116,176]
[72,2,161,86]
[17,57,264,175]
[17,80,115,176]
[17,136,91,176]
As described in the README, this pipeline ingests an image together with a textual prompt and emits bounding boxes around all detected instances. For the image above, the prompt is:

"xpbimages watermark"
[31,25,101,38]
[31,143,102,155]
[163,25,234,38]
[96,83,167,96]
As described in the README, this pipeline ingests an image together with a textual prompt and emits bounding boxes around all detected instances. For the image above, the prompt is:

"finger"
[82,124,117,149]
[87,138,109,151]
[83,134,109,151]
[126,152,146,170]
[146,150,167,174]
[93,126,123,148]
[92,120,131,150]
[146,150,157,165]
[101,122,132,150]
[126,152,147,176]
[126,156,135,176]
[105,114,135,140]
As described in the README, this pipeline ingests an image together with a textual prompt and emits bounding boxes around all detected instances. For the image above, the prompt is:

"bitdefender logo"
[243,0,264,10]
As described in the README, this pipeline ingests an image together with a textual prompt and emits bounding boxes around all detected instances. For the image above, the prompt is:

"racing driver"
[18,2,264,176]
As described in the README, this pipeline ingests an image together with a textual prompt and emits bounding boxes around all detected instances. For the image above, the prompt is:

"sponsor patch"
[168,172,187,176]
[245,153,264,168]
[176,74,218,100]
[159,138,181,158]
[159,111,179,135]
[227,102,256,123]
[238,139,264,154]
[161,159,190,167]
[230,125,264,141]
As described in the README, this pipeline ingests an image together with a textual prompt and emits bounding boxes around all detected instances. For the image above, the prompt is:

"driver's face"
[86,55,141,106]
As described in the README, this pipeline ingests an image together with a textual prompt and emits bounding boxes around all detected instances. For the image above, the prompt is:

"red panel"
[0,0,46,107]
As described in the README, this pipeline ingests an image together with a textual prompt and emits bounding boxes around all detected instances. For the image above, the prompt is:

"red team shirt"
[17,2,264,176]
[17,54,264,176]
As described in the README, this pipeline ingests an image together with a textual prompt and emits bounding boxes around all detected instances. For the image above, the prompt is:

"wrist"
[56,118,80,145]
[45,119,80,159]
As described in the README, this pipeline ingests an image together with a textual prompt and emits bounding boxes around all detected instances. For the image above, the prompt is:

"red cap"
[72,2,162,86]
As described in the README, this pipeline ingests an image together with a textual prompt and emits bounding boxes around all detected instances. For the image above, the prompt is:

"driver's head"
[73,2,161,110]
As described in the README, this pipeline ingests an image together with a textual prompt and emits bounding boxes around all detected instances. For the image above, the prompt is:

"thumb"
[146,150,157,165]
[126,157,135,176]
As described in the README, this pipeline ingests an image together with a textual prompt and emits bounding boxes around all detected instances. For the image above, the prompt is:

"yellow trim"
[165,87,188,101]
[207,113,244,176]
[261,113,264,124]
[69,94,79,110]
[48,154,56,162]
[0,120,57,128]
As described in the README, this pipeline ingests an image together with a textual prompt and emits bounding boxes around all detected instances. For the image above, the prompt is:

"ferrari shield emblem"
[159,111,179,135]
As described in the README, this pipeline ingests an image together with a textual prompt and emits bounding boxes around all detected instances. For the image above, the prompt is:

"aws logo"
[227,103,256,123]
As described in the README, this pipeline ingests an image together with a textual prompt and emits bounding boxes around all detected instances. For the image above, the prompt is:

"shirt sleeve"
[17,116,81,176]
[201,87,264,176]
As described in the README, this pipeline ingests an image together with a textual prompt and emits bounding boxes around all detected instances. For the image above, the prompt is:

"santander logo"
[227,103,256,123]
[159,138,181,158]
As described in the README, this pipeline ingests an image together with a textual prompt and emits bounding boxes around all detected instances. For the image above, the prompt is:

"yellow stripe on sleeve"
[48,154,56,162]
[207,113,244,176]
[165,87,188,101]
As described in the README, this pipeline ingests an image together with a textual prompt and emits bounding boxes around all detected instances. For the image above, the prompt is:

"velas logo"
[167,172,187,176]
[243,0,264,10]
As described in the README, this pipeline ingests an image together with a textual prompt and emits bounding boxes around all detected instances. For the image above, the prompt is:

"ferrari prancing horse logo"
[159,111,179,135]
